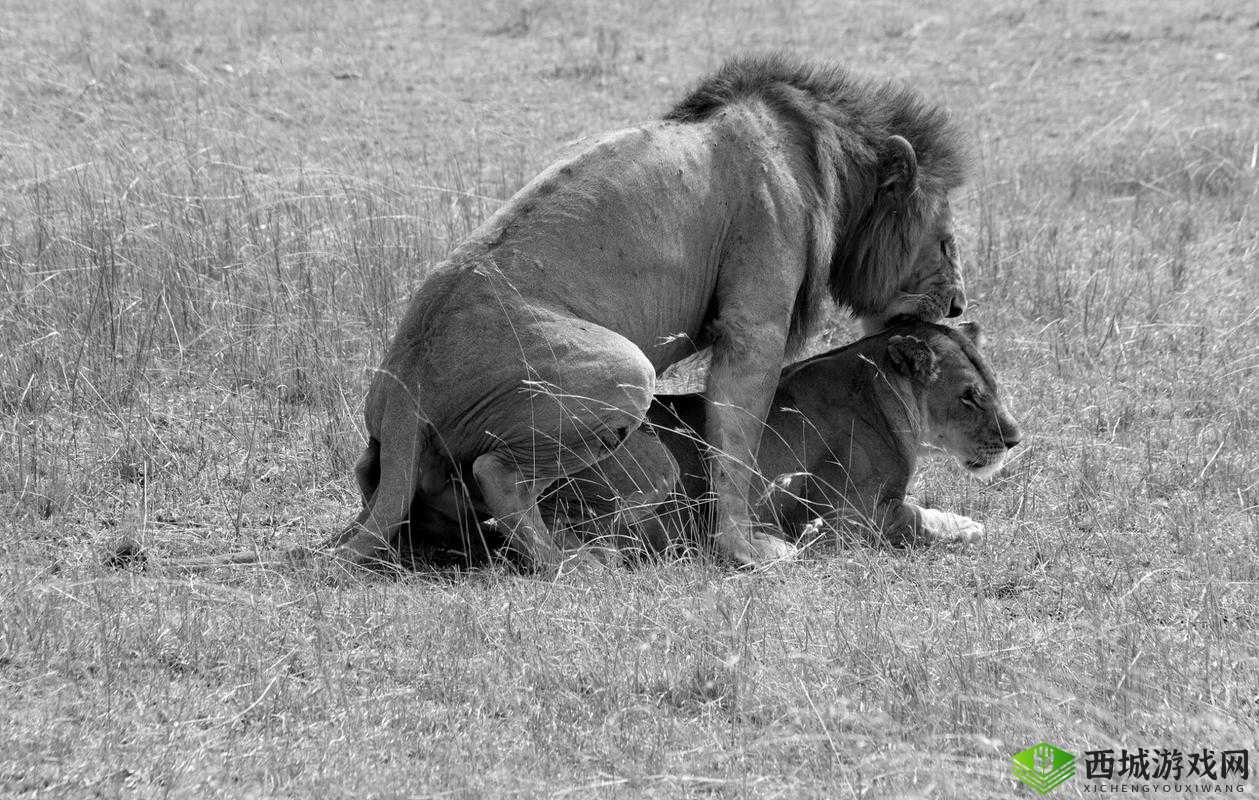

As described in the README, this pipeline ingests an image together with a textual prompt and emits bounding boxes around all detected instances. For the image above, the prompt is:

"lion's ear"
[958,321,984,349]
[880,135,919,200]
[886,335,937,380]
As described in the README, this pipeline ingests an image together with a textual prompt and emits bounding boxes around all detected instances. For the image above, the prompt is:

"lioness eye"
[961,387,981,406]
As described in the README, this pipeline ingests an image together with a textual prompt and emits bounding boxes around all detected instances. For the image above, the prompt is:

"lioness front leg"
[913,505,984,544]
[879,499,984,546]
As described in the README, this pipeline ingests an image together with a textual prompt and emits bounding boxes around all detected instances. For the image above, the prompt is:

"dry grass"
[2,0,1257,797]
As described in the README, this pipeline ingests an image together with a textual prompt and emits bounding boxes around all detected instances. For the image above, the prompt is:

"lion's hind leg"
[466,315,657,572]
[548,423,683,558]
[472,453,568,572]
[332,389,453,567]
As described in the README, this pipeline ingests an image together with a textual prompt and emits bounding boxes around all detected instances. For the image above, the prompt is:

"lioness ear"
[958,321,984,349]
[880,135,919,200]
[887,335,937,380]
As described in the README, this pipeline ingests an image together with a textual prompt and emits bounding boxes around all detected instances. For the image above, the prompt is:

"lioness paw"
[918,508,985,545]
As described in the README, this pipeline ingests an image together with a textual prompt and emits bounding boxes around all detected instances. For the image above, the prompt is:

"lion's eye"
[961,387,983,407]
[940,235,955,258]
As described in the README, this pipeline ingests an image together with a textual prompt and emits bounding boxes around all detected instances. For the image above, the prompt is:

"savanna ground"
[1,0,1257,797]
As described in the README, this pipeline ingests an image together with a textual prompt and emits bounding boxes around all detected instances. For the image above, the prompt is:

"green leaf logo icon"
[1012,743,1076,795]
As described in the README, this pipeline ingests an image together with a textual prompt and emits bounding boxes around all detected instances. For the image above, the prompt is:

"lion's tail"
[102,541,317,574]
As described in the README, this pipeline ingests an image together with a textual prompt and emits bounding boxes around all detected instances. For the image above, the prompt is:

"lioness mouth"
[963,456,1007,482]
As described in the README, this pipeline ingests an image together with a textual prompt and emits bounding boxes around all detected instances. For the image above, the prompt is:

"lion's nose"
[947,293,966,318]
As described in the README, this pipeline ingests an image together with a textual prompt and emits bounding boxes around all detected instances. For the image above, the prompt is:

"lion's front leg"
[704,320,798,567]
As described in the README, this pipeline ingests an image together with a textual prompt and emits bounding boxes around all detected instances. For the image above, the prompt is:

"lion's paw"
[555,547,608,576]
[718,529,798,568]
[918,508,985,545]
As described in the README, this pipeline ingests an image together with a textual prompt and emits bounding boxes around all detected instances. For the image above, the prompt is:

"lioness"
[547,318,1021,553]
[331,55,973,571]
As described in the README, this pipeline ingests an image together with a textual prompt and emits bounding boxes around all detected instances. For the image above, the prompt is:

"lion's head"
[664,55,970,347]
[884,319,1021,480]
[858,211,966,335]
[837,135,968,329]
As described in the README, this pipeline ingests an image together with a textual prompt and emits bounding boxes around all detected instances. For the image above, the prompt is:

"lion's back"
[451,112,803,366]
[366,101,822,463]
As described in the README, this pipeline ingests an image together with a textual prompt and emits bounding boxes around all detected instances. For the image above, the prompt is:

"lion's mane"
[664,53,970,348]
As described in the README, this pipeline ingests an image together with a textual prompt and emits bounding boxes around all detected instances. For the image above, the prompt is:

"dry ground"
[1,0,1257,797]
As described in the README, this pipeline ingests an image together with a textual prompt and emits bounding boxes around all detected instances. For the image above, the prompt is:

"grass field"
[2,0,1257,797]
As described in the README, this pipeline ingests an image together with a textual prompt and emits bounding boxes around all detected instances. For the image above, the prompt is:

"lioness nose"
[1001,426,1022,449]
[947,293,966,318]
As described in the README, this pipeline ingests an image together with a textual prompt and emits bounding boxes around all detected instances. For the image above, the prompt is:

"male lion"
[338,54,970,571]
[547,318,1022,555]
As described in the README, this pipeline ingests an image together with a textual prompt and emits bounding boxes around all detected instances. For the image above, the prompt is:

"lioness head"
[885,318,1021,479]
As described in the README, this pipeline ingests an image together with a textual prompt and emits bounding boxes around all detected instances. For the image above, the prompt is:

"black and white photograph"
[1,0,1255,796]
